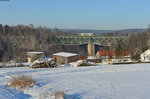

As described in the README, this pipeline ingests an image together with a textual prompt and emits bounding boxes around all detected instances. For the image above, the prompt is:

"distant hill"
[113,29,146,34]
[60,28,146,34]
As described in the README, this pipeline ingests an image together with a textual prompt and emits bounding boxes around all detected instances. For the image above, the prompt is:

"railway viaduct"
[55,35,126,56]
[55,35,125,46]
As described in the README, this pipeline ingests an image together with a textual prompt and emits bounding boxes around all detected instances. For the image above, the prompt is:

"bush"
[9,75,35,90]
[54,91,64,99]
[49,91,65,99]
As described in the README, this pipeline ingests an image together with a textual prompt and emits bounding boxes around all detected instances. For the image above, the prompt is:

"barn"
[53,52,79,65]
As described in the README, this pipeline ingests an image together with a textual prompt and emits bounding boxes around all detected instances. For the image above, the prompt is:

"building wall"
[95,52,100,59]
[101,57,131,64]
[55,55,79,65]
[68,55,79,63]
[55,56,67,65]
[141,50,150,62]
[27,53,44,62]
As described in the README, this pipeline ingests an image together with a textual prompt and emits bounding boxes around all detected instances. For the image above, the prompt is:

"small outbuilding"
[27,51,44,63]
[53,52,79,65]
[141,49,150,62]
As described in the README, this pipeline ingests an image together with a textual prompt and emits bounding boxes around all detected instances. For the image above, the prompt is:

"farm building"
[53,52,79,65]
[141,49,150,62]
[95,50,131,64]
[27,51,44,63]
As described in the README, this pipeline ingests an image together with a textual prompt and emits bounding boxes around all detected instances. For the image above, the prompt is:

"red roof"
[98,50,129,56]
[80,56,86,60]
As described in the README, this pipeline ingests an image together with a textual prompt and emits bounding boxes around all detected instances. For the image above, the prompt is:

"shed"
[53,52,79,65]
[27,51,44,63]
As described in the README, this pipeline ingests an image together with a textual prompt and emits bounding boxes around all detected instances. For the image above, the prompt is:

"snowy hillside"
[1,64,150,99]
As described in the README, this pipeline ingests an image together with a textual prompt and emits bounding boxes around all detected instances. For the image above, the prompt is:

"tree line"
[0,24,80,62]
[0,24,149,62]
[114,31,150,60]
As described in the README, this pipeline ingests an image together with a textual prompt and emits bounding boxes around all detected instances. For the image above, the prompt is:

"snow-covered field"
[1,64,150,99]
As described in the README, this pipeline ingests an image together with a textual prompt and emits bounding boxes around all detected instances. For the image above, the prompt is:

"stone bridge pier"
[87,43,95,56]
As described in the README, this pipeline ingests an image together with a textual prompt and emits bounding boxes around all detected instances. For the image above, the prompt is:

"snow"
[0,62,30,68]
[87,56,96,59]
[0,85,31,99]
[1,64,150,98]
[27,51,44,54]
[63,60,97,67]
[53,52,78,57]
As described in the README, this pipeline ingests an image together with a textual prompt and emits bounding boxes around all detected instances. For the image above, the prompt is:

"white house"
[141,49,150,62]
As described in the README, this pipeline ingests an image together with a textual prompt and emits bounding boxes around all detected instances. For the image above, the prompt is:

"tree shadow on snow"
[0,85,32,99]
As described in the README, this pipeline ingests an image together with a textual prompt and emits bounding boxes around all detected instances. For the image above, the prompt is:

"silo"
[27,51,44,63]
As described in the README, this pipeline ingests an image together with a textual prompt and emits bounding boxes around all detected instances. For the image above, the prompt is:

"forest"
[0,24,149,62]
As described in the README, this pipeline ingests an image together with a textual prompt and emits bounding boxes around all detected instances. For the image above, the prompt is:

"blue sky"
[0,0,150,30]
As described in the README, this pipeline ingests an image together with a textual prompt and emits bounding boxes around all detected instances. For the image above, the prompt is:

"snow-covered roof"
[27,51,44,55]
[53,52,78,57]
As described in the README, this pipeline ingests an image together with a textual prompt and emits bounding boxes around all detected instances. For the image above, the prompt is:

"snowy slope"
[0,64,150,99]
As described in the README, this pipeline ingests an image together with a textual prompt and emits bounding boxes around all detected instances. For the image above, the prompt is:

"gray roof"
[53,52,78,57]
[27,51,44,55]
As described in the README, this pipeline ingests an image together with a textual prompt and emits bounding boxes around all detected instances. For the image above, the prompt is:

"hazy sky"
[0,0,150,30]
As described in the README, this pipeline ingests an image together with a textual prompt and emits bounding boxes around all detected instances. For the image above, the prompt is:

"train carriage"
[79,33,94,36]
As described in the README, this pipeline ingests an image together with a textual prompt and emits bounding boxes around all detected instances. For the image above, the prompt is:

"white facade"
[141,49,150,62]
